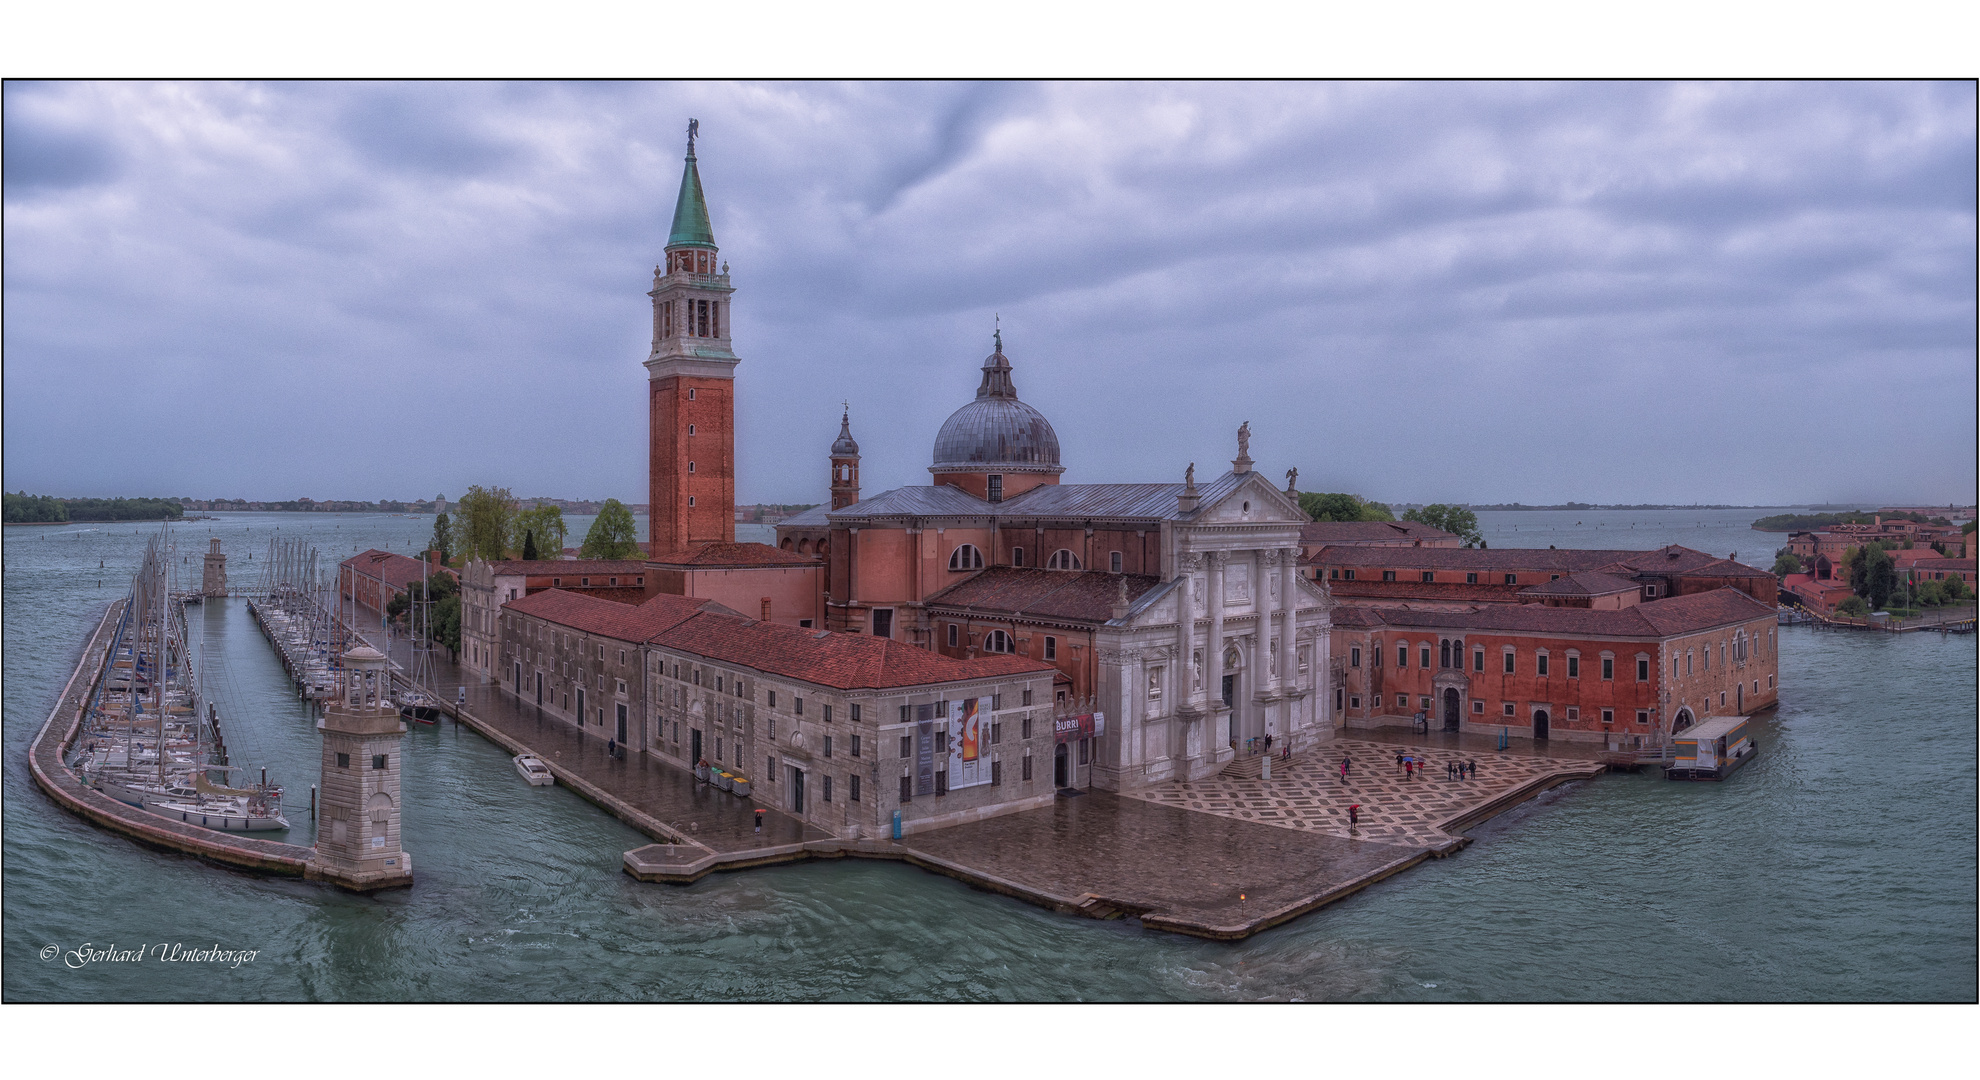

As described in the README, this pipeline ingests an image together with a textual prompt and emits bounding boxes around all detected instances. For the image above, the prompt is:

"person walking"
[1264,733,1273,757]
[1348,803,1360,829]
[1467,759,1477,779]
[1340,757,1349,782]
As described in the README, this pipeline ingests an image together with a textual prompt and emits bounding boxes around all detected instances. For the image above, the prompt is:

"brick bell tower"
[830,406,861,511]
[647,119,738,556]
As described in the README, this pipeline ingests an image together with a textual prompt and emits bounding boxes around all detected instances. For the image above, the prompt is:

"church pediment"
[1192,470,1306,525]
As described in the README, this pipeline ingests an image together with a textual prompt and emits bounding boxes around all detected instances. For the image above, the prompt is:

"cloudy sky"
[4,81,1973,508]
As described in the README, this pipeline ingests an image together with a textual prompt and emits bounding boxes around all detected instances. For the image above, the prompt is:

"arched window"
[780,537,793,550]
[1047,549,1083,571]
[949,544,984,571]
[1440,640,1452,668]
[984,630,1013,653]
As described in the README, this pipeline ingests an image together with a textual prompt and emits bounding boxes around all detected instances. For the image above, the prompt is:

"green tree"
[1299,492,1394,523]
[1404,503,1483,547]
[4,492,68,523]
[1847,543,1897,609]
[385,573,462,656]
[452,485,518,561]
[428,512,452,565]
[580,498,643,558]
[522,530,540,561]
[1944,574,1971,603]
[512,504,567,560]
[1772,551,1803,578]
[1836,595,1869,617]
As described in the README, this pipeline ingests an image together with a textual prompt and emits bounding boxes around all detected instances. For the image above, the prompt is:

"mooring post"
[310,785,316,819]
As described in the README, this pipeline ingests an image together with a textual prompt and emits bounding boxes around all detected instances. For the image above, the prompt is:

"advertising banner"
[947,697,991,788]
[1054,713,1094,744]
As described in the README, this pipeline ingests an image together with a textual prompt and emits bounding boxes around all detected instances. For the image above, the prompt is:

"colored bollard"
[892,809,902,840]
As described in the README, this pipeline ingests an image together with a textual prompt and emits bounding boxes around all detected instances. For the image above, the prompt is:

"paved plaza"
[1123,737,1595,846]
[333,596,1602,936]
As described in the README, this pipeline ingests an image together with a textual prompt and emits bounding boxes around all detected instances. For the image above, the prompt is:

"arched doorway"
[1673,707,1694,732]
[1443,688,1460,731]
[1533,709,1550,740]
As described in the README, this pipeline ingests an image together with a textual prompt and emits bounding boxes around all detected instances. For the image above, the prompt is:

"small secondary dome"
[930,338,1064,475]
[831,408,860,457]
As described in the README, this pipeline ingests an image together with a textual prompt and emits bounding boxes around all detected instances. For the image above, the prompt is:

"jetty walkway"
[29,600,319,879]
[335,596,1602,939]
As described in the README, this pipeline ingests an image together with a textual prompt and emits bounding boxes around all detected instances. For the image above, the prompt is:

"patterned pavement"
[1122,738,1592,846]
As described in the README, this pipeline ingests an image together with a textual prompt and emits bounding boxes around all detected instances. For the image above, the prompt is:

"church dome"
[930,340,1064,475]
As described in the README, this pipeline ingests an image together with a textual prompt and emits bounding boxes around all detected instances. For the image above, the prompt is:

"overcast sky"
[4,81,1973,508]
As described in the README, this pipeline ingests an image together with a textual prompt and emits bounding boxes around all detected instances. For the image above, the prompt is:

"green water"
[3,512,1973,1000]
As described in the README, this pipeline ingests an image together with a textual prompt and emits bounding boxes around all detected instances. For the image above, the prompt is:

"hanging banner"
[948,697,991,788]
[1054,713,1094,744]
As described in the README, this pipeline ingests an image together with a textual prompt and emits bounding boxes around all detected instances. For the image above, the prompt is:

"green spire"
[667,126,716,250]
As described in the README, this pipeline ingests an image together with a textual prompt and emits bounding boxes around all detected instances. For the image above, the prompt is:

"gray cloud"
[3,80,1973,509]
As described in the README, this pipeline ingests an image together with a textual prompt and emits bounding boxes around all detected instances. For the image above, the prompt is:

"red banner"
[1054,713,1093,744]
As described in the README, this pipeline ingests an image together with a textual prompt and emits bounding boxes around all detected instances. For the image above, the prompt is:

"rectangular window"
[872,609,893,639]
[1503,702,1515,716]
[823,776,832,803]
[372,754,388,770]
[1504,574,1517,585]
[336,753,350,769]
[935,730,948,754]
[1602,657,1615,680]
[990,722,1001,745]
[824,705,834,723]
[947,624,959,647]
[1349,695,1361,709]
[1022,715,1033,739]
[1350,647,1362,668]
[991,694,1001,710]
[1504,651,1515,674]
[1466,572,1478,584]
[850,704,861,723]
[1022,756,1033,782]
[768,690,777,707]
[1022,688,1033,706]
[850,775,861,802]
[1473,699,1484,713]
[1567,655,1579,678]
[769,717,776,740]
[936,770,948,795]
[1111,552,1123,573]
[1566,707,1580,720]
[1419,571,1435,583]
[1537,654,1549,677]
[1601,709,1615,724]
[1382,570,1397,582]
[851,735,861,758]
[1637,659,1650,682]
[1044,636,1057,660]
[992,759,1003,786]
[899,775,913,803]
[1637,710,1650,724]
[900,735,912,758]
[795,698,804,715]
[1421,646,1432,668]
[987,475,1003,503]
[1473,649,1484,672]
[1397,643,1408,667]
[1344,569,1355,580]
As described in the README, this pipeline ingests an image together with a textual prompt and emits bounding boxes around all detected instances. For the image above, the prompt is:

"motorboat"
[514,754,554,786]
[399,689,441,724]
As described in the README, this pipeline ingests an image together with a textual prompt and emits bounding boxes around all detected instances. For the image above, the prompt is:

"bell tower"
[830,406,861,511]
[647,118,738,556]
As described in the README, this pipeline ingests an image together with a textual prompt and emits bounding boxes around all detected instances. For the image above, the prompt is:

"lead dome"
[929,341,1065,475]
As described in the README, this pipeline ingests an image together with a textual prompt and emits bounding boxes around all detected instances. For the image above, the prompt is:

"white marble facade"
[1092,469,1333,791]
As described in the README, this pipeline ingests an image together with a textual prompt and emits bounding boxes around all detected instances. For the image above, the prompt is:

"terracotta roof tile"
[644,541,818,567]
[1518,571,1641,597]
[341,549,452,591]
[484,559,650,576]
[923,567,1164,623]
[1299,521,1457,544]
[505,589,726,642]
[653,612,1055,691]
[1333,587,1772,638]
[1325,579,1525,603]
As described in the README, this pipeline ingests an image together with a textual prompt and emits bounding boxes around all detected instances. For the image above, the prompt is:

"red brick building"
[1332,588,1779,748]
[922,567,1168,704]
[1303,543,1777,607]
[339,549,453,616]
[1297,519,1459,559]
[1906,557,1976,587]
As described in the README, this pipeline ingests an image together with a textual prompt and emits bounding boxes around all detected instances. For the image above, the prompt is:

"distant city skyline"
[4,81,1974,506]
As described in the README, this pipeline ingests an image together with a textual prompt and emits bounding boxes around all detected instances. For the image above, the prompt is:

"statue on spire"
[687,117,699,152]
[1285,467,1298,496]
[1237,421,1251,459]
[1184,462,1196,492]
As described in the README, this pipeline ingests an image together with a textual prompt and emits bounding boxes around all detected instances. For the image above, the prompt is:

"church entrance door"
[1533,710,1550,741]
[1443,688,1460,731]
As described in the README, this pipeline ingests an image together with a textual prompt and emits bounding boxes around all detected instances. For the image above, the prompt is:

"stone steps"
[1221,751,1297,780]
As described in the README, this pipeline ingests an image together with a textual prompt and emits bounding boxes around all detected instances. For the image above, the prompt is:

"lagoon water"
[4,508,1973,1001]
